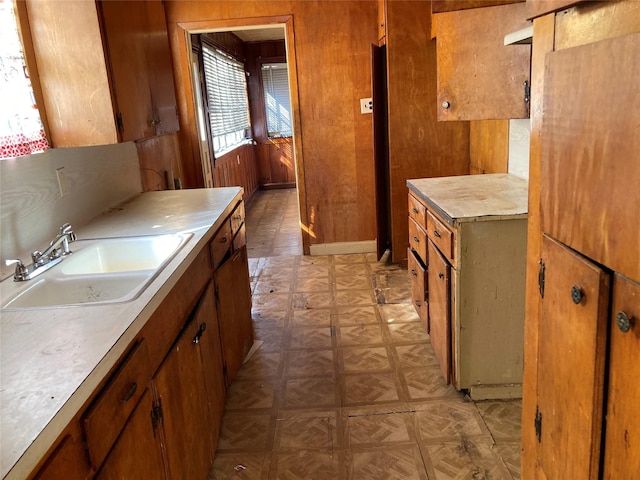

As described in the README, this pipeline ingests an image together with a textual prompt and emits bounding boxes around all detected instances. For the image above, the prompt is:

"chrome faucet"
[5,223,77,281]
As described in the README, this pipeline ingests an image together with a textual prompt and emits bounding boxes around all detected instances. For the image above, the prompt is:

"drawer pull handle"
[412,208,419,214]
[616,311,634,333]
[221,237,228,243]
[413,236,419,243]
[120,382,137,404]
[193,322,207,344]
[433,230,441,238]
[411,269,417,277]
[438,272,444,279]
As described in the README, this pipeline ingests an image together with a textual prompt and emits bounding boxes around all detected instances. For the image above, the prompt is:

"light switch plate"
[360,98,373,114]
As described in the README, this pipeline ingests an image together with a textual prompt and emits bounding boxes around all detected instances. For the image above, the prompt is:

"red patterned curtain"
[0,0,49,159]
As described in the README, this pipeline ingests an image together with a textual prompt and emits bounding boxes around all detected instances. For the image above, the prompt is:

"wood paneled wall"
[386,0,471,265]
[164,1,378,250]
[469,120,509,174]
[136,133,184,191]
[213,143,259,204]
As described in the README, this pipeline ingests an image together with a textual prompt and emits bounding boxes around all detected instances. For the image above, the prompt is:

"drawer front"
[210,219,232,270]
[408,193,426,228]
[230,201,245,237]
[83,341,152,469]
[407,248,428,331]
[409,217,427,263]
[426,210,454,262]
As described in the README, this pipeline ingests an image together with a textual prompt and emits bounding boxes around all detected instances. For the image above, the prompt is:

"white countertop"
[0,187,243,480]
[407,174,528,225]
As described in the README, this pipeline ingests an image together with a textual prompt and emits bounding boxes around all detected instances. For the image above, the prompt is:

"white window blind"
[261,63,292,138]
[202,44,250,154]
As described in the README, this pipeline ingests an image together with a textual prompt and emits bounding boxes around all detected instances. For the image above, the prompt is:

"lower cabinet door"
[603,274,640,479]
[95,388,165,480]
[427,239,451,383]
[536,235,610,480]
[153,283,217,480]
[407,248,428,331]
[215,246,253,387]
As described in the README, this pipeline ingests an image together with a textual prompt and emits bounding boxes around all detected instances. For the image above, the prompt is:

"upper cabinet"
[26,0,179,147]
[434,2,531,121]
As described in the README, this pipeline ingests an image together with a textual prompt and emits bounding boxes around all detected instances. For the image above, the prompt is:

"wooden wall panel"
[433,0,524,13]
[213,143,259,204]
[469,120,509,174]
[136,132,184,191]
[386,0,470,265]
[165,1,378,247]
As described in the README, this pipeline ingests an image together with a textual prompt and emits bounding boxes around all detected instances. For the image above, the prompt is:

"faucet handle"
[60,223,76,242]
[5,259,28,281]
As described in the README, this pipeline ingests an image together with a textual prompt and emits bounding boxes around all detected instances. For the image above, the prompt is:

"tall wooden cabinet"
[407,174,528,399]
[521,1,640,477]
[25,0,179,146]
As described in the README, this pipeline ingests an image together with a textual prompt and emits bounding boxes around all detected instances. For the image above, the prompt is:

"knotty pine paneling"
[386,0,470,265]
[164,1,378,248]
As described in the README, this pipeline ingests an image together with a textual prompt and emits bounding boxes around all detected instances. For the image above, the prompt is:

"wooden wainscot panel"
[435,2,531,120]
[540,32,640,282]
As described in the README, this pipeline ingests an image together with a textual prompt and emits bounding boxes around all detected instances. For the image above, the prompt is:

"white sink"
[1,233,192,310]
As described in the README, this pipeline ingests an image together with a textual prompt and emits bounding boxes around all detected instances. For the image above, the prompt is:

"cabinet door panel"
[427,240,451,383]
[95,388,165,480]
[153,285,216,480]
[408,217,427,264]
[215,247,254,386]
[435,3,531,120]
[144,0,179,135]
[536,235,609,480]
[603,274,640,479]
[540,32,640,282]
[99,0,154,141]
[408,248,428,331]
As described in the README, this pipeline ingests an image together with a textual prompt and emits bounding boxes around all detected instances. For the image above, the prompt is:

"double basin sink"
[0,233,192,310]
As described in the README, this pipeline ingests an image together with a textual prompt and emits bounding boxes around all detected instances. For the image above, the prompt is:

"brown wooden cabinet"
[25,0,178,146]
[434,2,531,120]
[28,198,252,480]
[522,4,640,475]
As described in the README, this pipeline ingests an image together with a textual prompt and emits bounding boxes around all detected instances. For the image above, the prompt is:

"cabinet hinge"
[538,259,545,298]
[116,112,124,133]
[524,80,531,117]
[534,405,543,443]
[151,398,163,436]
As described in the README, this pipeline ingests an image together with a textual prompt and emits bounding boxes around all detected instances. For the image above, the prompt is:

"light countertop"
[0,187,243,480]
[407,174,529,226]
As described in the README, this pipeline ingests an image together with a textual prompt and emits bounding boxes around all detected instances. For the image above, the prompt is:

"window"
[261,63,292,138]
[0,0,49,159]
[201,44,250,155]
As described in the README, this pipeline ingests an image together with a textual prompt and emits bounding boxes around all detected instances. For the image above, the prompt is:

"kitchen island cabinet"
[407,174,528,399]
[0,188,250,480]
[25,0,178,146]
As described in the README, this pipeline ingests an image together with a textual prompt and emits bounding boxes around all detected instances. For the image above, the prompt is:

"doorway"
[182,17,309,252]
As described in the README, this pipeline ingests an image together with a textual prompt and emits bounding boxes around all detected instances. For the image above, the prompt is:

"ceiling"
[230,26,286,43]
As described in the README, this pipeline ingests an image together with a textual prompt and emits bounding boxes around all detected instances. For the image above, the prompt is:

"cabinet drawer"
[210,219,232,270]
[230,201,245,237]
[83,341,152,469]
[407,248,428,331]
[409,217,427,263]
[426,210,454,262]
[408,193,427,228]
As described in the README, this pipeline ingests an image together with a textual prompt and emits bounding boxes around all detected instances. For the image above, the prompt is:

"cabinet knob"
[413,236,419,243]
[411,269,417,277]
[120,382,137,404]
[438,272,444,279]
[412,207,419,214]
[570,285,584,304]
[616,311,634,333]
[442,101,451,109]
[433,230,441,238]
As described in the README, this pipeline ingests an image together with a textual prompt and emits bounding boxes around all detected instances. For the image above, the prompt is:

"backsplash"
[0,143,141,276]
[508,118,531,179]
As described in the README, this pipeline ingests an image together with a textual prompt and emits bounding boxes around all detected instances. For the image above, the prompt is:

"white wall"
[0,143,141,277]
[508,118,531,179]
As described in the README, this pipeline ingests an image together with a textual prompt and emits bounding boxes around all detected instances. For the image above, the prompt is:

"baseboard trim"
[309,240,376,256]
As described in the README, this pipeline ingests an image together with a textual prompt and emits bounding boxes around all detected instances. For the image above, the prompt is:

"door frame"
[175,15,311,254]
